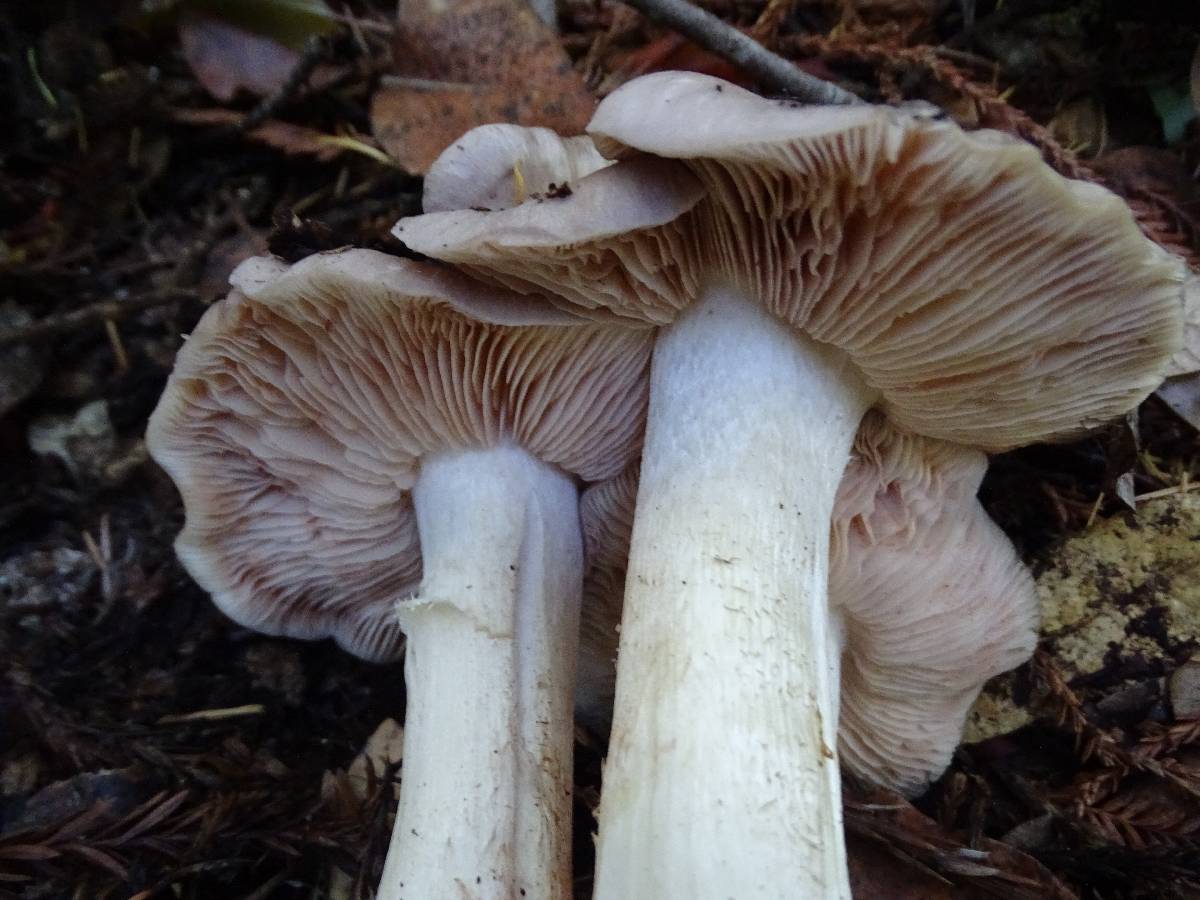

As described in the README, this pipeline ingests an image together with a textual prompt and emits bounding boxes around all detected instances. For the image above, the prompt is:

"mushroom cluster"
[577,410,1040,798]
[147,249,652,900]
[148,72,1185,900]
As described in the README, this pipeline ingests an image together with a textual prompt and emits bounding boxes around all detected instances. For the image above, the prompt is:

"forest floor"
[2,0,1200,897]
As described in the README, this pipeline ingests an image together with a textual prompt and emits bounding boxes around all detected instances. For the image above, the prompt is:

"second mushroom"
[147,248,651,900]
[395,72,1184,899]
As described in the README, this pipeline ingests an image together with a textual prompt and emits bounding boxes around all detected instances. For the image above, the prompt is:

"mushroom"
[393,72,1183,898]
[146,248,653,900]
[423,122,611,214]
[831,412,1037,795]
[576,463,638,738]
[575,414,1038,799]
[419,123,629,743]
[421,122,653,745]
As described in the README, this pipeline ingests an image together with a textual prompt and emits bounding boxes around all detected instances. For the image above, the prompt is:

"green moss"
[964,492,1200,743]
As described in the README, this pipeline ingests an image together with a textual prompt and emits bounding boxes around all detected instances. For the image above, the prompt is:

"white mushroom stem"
[378,445,581,900]
[593,285,875,900]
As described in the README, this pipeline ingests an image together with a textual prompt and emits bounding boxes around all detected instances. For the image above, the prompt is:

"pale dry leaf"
[28,400,116,481]
[1163,274,1200,378]
[1156,275,1200,430]
[179,12,302,102]
[346,718,404,799]
[1157,373,1200,432]
[369,0,594,173]
[177,9,343,103]
[177,0,340,50]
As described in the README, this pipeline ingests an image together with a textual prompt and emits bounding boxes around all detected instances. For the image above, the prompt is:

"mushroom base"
[594,284,874,900]
[377,445,582,900]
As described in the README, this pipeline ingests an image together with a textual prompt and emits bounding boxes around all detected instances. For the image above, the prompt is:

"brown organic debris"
[370,0,596,173]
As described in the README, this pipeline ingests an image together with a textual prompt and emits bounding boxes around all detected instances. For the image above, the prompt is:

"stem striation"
[593,285,874,900]
[378,445,581,900]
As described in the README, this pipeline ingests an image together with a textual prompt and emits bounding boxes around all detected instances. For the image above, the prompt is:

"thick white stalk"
[377,445,581,900]
[593,285,874,900]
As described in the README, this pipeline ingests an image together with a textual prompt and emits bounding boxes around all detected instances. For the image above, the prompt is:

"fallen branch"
[0,290,198,347]
[616,0,860,104]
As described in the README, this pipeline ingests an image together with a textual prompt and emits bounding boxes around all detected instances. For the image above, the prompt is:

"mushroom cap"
[830,412,1037,795]
[423,123,611,214]
[395,154,706,326]
[147,249,652,660]
[397,71,1184,452]
[571,414,1037,793]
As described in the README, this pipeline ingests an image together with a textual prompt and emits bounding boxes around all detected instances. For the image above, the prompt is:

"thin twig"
[616,0,860,103]
[0,289,198,347]
[1134,480,1200,502]
[157,705,266,725]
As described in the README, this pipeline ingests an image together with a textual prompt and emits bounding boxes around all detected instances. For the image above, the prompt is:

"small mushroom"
[420,124,630,745]
[830,412,1037,796]
[423,123,611,214]
[575,413,1037,798]
[395,72,1183,899]
[147,249,652,900]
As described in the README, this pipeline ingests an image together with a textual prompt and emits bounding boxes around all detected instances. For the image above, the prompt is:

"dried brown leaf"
[63,843,129,878]
[0,845,61,862]
[370,0,594,173]
[170,108,343,161]
[847,834,961,899]
[105,790,191,844]
[845,784,1077,900]
[46,803,115,844]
